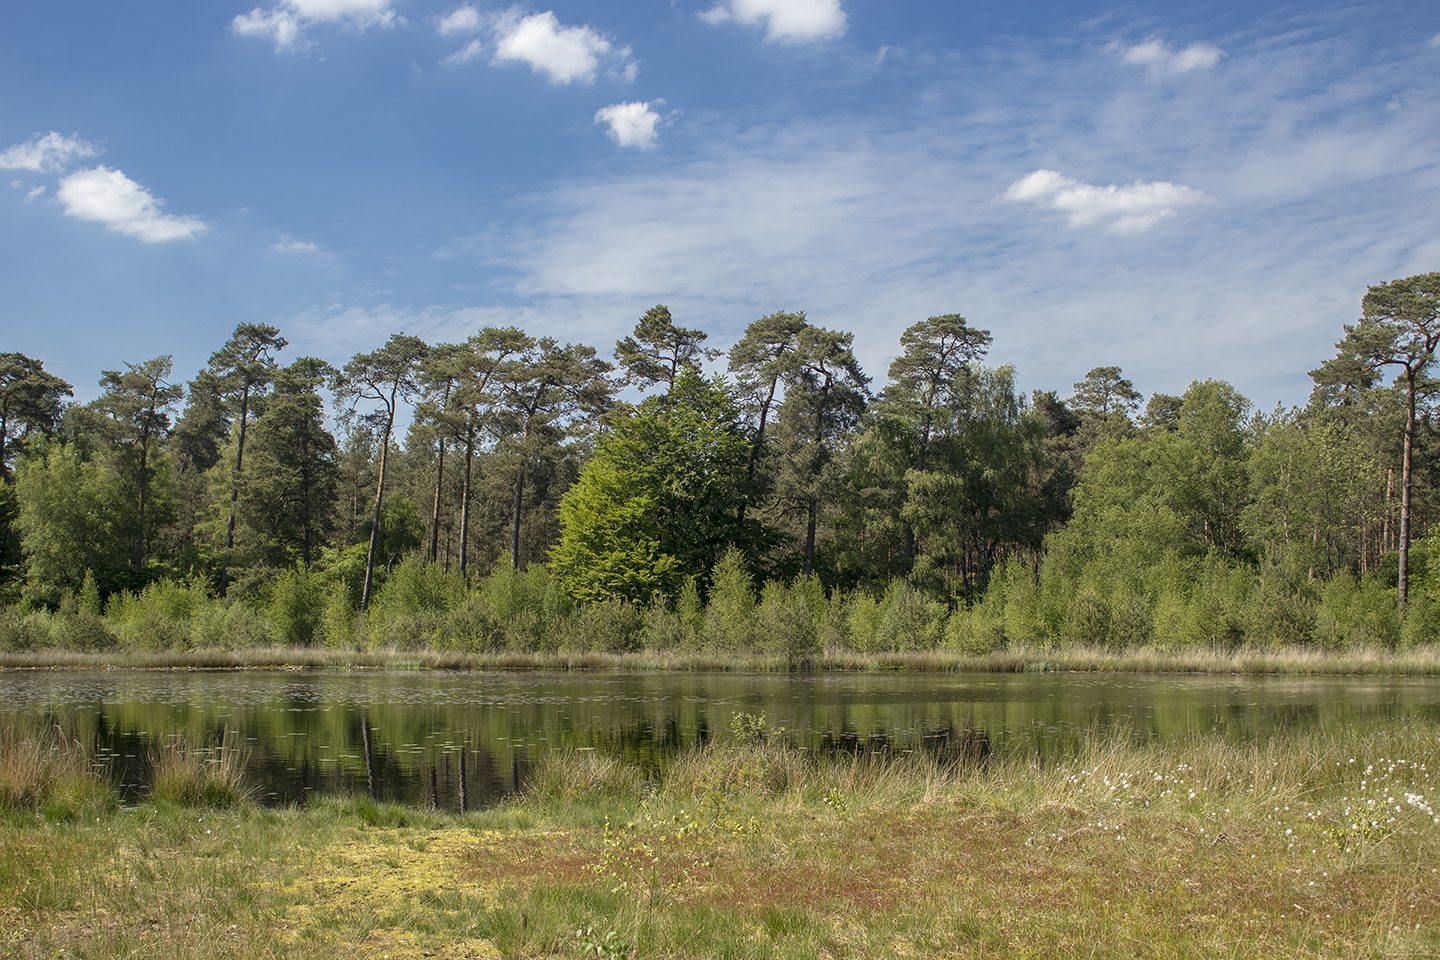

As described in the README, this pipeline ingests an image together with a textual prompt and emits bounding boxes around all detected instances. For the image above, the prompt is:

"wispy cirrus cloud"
[272,235,322,254]
[232,0,395,52]
[436,5,482,37]
[427,25,1440,405]
[1113,37,1223,75]
[699,0,846,44]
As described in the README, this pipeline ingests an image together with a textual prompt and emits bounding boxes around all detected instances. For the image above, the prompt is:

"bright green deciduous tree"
[552,365,750,603]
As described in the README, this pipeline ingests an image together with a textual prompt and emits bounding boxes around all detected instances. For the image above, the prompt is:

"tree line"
[2,271,1439,653]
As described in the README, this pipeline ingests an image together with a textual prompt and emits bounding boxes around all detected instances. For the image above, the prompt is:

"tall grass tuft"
[523,747,647,803]
[0,724,113,819]
[149,733,251,808]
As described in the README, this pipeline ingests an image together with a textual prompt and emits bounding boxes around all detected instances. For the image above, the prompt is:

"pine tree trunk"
[361,389,397,610]
[429,435,446,563]
[220,387,251,596]
[803,496,817,577]
[1400,370,1415,609]
[510,465,525,570]
[458,428,474,579]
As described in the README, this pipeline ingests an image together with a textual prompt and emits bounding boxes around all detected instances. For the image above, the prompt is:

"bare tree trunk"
[510,465,525,570]
[220,387,251,596]
[803,496,817,578]
[738,376,779,527]
[1400,371,1416,609]
[1383,466,1394,553]
[458,428,474,579]
[428,435,446,563]
[361,389,397,610]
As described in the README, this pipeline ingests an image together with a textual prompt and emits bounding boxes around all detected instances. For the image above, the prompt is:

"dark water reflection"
[2,670,1437,810]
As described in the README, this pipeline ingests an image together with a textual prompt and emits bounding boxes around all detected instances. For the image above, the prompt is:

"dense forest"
[3,272,1439,656]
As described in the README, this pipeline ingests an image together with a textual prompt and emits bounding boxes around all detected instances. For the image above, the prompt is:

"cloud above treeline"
[698,0,847,44]
[56,167,209,243]
[1003,169,1210,234]
[0,132,99,173]
[232,0,396,51]
[441,7,637,85]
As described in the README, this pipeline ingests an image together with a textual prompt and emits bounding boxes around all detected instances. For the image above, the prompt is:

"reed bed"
[6,642,1440,675]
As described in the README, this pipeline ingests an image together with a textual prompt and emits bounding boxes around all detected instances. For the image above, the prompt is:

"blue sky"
[2,0,1438,408]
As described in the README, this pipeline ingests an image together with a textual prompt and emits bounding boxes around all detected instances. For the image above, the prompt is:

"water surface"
[3,669,1437,810]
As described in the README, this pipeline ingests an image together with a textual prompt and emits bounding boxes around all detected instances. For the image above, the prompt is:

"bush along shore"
[4,559,1440,675]
[4,720,1440,958]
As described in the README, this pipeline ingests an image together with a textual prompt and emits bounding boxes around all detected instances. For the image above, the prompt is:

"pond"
[3,669,1438,810]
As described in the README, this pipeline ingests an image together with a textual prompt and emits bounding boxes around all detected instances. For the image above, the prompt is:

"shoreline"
[4,643,1440,675]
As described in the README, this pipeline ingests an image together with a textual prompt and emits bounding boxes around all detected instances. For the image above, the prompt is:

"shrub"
[320,583,361,649]
[267,567,328,646]
[754,580,818,661]
[435,595,505,652]
[874,580,946,651]
[1061,588,1111,648]
[106,579,212,651]
[0,608,53,651]
[844,590,884,652]
[702,548,754,651]
[641,603,687,651]
[1315,574,1399,649]
[188,601,274,650]
[564,600,644,653]
[1246,562,1317,647]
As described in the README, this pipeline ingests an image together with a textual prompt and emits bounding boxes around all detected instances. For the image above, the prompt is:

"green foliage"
[1314,574,1399,649]
[105,579,214,651]
[266,566,328,646]
[553,365,749,604]
[564,600,644,653]
[366,556,465,648]
[14,444,132,604]
[754,580,818,660]
[701,547,755,650]
[873,580,947,651]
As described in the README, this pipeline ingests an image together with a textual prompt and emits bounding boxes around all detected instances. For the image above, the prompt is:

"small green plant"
[729,711,774,744]
[593,792,756,907]
[574,922,631,959]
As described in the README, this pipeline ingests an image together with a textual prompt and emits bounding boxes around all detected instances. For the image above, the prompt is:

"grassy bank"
[7,642,1440,675]
[4,722,1440,958]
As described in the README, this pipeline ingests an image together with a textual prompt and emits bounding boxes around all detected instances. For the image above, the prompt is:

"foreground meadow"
[4,723,1440,959]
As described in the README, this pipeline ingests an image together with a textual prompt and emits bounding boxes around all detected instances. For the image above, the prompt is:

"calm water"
[3,670,1439,810]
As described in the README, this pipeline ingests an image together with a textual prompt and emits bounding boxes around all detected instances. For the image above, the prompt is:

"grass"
[6,642,1440,675]
[3,722,1440,957]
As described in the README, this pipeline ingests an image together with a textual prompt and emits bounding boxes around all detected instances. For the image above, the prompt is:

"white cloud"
[272,236,321,254]
[438,5,481,36]
[0,132,100,173]
[1003,169,1210,234]
[595,101,665,149]
[1115,38,1223,76]
[443,39,485,65]
[232,8,303,50]
[56,166,208,243]
[232,0,394,52]
[699,0,846,44]
[1429,33,1440,49]
[485,9,633,85]
[24,185,46,203]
